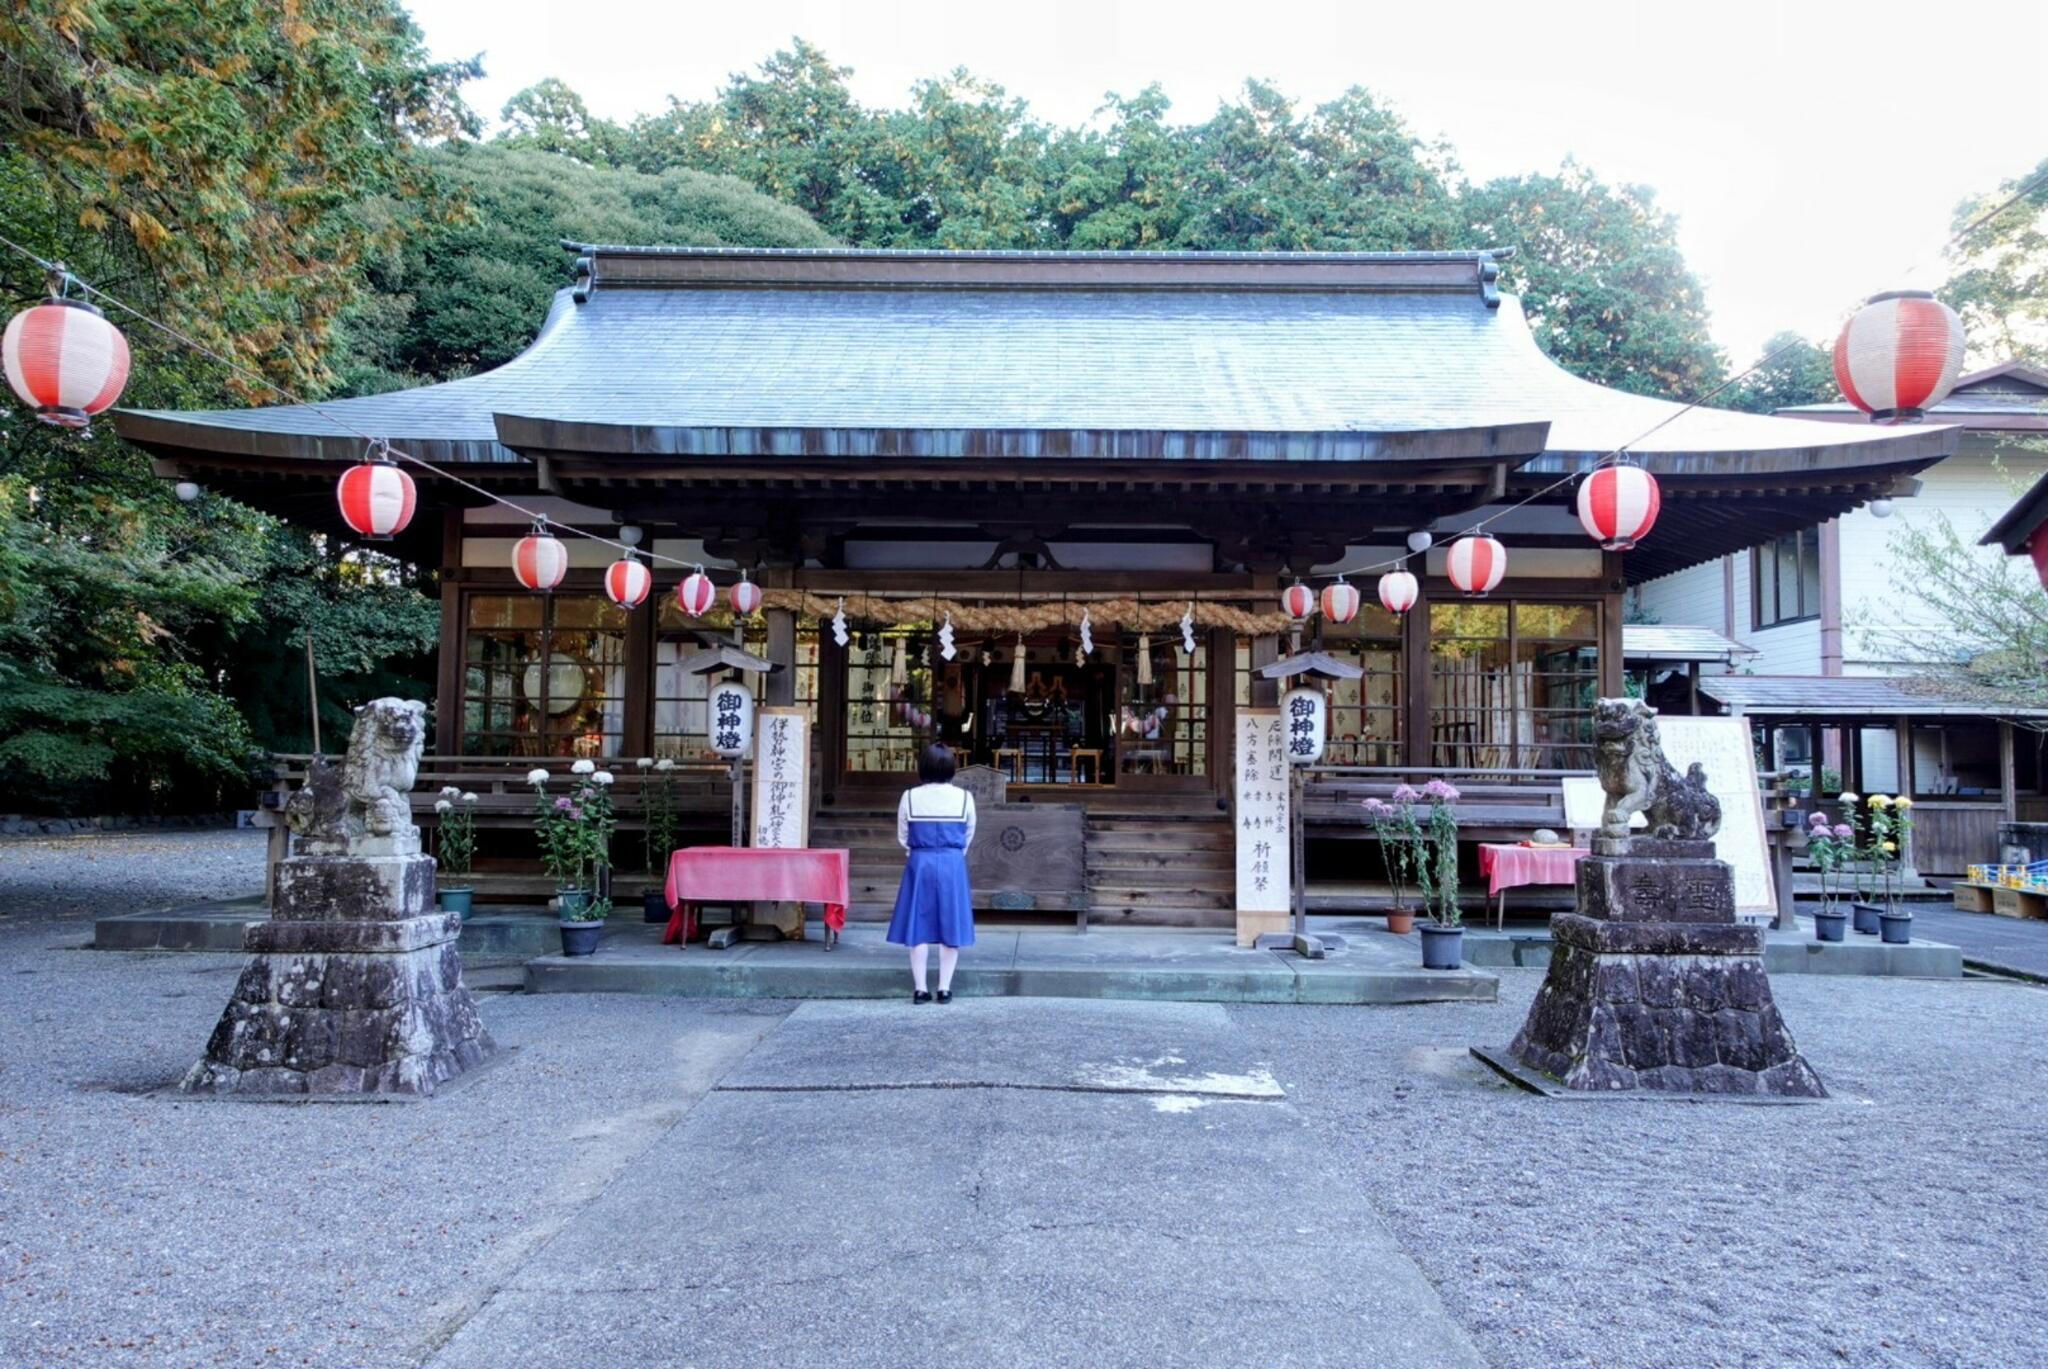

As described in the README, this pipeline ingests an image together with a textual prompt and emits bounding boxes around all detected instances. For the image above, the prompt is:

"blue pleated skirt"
[887,819,975,947]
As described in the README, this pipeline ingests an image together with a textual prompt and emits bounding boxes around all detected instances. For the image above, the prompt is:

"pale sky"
[407,0,2046,367]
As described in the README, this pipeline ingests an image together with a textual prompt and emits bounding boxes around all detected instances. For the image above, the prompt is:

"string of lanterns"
[2,244,1980,628]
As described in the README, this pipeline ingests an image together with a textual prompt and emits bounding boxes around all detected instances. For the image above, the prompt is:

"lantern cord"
[5,160,2047,586]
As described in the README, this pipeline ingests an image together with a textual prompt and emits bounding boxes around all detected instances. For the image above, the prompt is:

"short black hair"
[919,743,957,784]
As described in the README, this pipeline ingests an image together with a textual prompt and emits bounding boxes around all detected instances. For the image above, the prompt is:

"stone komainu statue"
[284,698,427,855]
[1592,697,1720,843]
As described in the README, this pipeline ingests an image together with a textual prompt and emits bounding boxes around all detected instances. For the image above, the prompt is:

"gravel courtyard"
[2,833,2045,1366]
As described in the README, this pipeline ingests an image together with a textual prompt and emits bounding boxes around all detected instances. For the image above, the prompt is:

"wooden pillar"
[817,629,846,804]
[1206,627,1236,789]
[2001,720,2018,823]
[1894,717,1916,872]
[1250,635,1279,708]
[1598,553,1625,699]
[762,566,797,707]
[1687,661,1701,716]
[433,508,464,756]
[1402,583,1431,770]
[622,586,655,759]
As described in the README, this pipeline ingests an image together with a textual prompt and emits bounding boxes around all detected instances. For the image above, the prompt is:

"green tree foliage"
[1724,330,1838,414]
[0,0,477,395]
[1459,162,1725,397]
[1943,155,2048,368]
[353,143,833,383]
[576,42,1720,398]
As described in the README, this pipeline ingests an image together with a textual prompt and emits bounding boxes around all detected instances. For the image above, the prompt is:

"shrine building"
[115,245,1957,923]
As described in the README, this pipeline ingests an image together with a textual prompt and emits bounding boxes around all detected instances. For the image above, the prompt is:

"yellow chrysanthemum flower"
[1869,794,1892,808]
[1881,840,1897,854]
[1894,797,1913,811]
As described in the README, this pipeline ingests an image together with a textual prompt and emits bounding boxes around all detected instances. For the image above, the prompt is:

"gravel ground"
[1234,970,2048,1369]
[4,894,2045,1367]
[0,917,792,1367]
[0,829,267,923]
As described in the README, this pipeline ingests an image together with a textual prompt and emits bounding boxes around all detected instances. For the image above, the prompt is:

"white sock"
[910,944,930,992]
[938,946,959,991]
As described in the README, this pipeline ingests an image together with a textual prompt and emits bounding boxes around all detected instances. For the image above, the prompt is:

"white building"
[1630,362,2048,874]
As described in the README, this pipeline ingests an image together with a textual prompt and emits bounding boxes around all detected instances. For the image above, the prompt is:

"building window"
[1429,601,1598,770]
[462,595,627,757]
[654,605,817,762]
[1318,606,1404,765]
[1752,528,1822,628]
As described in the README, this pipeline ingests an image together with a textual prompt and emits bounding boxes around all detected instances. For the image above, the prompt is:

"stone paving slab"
[425,1007,1485,1369]
[523,921,1497,1005]
[721,998,1284,1096]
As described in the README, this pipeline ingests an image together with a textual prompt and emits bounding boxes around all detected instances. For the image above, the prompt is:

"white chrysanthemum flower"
[571,759,596,775]
[440,785,461,799]
[434,799,453,813]
[655,758,675,771]
[460,792,478,804]
[636,757,654,769]
[594,771,614,786]
[526,768,550,786]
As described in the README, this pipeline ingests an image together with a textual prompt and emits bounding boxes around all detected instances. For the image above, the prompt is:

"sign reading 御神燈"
[708,680,754,759]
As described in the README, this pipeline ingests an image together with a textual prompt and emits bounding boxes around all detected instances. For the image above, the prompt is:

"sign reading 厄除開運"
[1234,707,1290,945]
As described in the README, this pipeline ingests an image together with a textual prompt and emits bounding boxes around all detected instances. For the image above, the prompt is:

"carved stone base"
[1507,913,1826,1098]
[182,855,494,1097]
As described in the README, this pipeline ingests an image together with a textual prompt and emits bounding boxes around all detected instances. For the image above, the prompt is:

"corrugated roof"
[1621,625,1758,663]
[116,247,1952,477]
[1697,674,2048,718]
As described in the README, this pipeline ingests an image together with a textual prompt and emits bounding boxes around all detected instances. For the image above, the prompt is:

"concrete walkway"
[424,999,1487,1369]
[526,920,1499,1005]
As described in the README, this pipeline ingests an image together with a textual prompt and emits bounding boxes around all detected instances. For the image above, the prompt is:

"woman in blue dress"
[887,744,976,1004]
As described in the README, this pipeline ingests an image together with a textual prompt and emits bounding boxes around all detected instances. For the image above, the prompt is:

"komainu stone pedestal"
[182,698,494,1098]
[182,852,495,1096]
[1503,842,1825,1098]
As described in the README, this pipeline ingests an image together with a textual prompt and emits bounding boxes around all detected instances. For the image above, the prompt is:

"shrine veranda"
[116,246,1956,925]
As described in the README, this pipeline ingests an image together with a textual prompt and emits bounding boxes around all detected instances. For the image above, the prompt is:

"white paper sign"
[751,709,809,849]
[1562,776,1647,836]
[1234,708,1290,915]
[1653,715,1777,915]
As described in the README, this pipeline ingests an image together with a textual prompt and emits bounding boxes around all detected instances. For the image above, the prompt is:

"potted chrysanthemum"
[1871,794,1914,943]
[531,761,618,955]
[1413,779,1465,969]
[638,756,679,922]
[1805,809,1850,942]
[434,787,479,918]
[1361,791,1422,934]
[1837,792,1884,935]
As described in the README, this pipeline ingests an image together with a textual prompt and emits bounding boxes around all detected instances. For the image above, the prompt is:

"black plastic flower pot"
[437,886,474,919]
[1812,907,1847,942]
[1851,901,1882,936]
[1879,910,1913,945]
[558,920,604,957]
[642,888,670,923]
[1419,923,1464,970]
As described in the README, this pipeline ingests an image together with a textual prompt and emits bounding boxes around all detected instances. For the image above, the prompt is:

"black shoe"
[936,990,953,1005]
[912,990,932,1005]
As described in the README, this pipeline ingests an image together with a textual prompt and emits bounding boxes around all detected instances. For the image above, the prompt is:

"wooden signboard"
[1654,716,1777,916]
[750,708,810,850]
[969,805,1087,926]
[1234,707,1290,946]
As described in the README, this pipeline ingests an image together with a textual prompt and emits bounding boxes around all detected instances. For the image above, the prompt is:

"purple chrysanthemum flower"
[1391,784,1420,803]
[1361,798,1388,816]
[1831,825,1853,839]
[1421,779,1460,802]
[1808,811,1830,827]
[553,796,573,811]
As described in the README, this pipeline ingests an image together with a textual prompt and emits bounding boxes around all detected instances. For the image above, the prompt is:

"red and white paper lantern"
[674,570,717,617]
[730,576,763,617]
[3,299,131,428]
[1576,464,1661,551]
[1834,291,1966,422]
[603,555,651,609]
[1319,579,1361,624]
[511,529,568,592]
[1446,535,1506,597]
[1281,581,1316,620]
[1377,569,1419,617]
[334,459,416,541]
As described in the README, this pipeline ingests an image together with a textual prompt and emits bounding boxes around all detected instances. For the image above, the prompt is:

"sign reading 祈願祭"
[1234,707,1290,945]
[750,708,810,850]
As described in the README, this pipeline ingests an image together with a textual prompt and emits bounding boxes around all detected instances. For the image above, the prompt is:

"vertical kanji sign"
[1234,707,1291,945]
[750,708,810,850]
[708,680,754,759]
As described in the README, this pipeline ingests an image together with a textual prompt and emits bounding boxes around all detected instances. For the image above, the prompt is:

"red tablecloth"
[662,846,851,944]
[1478,843,1589,896]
